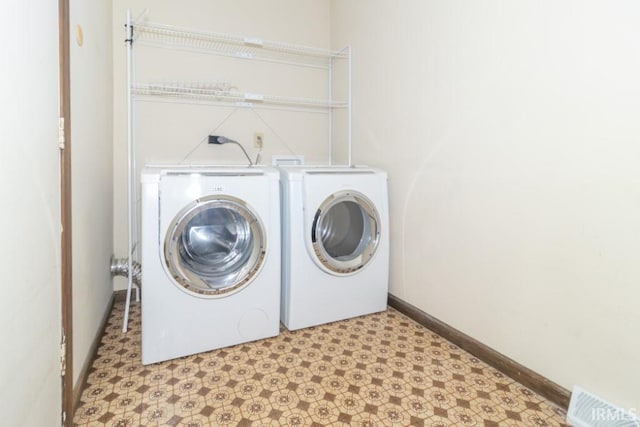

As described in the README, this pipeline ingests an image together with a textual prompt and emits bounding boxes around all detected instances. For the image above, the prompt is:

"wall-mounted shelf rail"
[133,82,348,112]
[133,21,348,69]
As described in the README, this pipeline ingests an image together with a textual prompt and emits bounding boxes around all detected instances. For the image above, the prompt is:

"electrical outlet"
[254,132,264,148]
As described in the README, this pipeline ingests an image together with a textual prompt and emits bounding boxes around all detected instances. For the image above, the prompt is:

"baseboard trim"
[73,292,116,410]
[387,293,571,409]
[114,289,128,302]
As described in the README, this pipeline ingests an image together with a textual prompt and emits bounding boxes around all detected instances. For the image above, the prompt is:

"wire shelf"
[132,21,349,69]
[132,82,348,111]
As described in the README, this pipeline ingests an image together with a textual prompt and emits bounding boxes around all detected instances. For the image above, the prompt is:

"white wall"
[70,0,114,384]
[0,1,62,425]
[111,0,332,289]
[331,0,640,411]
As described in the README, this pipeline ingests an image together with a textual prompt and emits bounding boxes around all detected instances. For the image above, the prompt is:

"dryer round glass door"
[164,195,266,297]
[311,191,380,274]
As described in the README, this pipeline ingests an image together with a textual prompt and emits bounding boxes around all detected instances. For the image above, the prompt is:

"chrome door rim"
[310,191,380,275]
[164,195,266,297]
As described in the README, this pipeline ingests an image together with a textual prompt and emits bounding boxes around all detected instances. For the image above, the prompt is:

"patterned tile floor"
[74,301,568,426]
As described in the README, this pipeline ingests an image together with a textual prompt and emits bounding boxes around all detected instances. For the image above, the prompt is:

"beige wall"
[70,0,114,384]
[331,0,640,411]
[0,1,62,424]
[105,0,640,411]
[111,0,333,290]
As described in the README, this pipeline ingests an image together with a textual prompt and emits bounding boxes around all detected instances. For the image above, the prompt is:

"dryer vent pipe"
[110,256,142,287]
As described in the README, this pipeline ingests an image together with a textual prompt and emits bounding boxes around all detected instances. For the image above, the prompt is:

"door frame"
[58,0,73,424]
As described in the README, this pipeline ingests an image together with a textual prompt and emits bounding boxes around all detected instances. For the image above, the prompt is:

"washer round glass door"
[164,195,266,297]
[311,191,380,274]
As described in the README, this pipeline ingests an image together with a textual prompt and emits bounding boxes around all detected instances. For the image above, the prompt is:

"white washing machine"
[140,165,281,365]
[279,166,389,330]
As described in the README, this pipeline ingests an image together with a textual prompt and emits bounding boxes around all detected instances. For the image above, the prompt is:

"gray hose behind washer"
[110,256,142,287]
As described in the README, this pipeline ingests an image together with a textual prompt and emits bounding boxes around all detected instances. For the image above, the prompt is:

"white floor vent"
[567,386,639,427]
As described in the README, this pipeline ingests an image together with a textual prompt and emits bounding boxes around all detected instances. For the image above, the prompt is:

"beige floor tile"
[74,301,569,427]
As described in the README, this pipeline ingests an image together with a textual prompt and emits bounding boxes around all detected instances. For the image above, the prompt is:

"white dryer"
[140,165,280,365]
[279,166,389,330]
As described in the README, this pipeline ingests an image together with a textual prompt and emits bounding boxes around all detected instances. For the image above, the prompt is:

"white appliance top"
[141,164,279,182]
[279,165,386,179]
